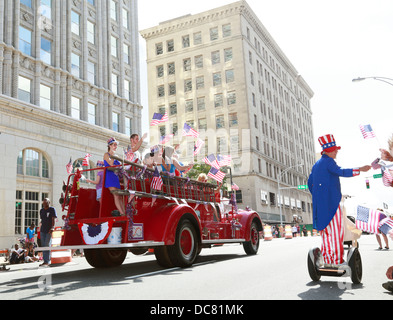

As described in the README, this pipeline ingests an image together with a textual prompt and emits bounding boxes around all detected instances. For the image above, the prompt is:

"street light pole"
[278,164,303,226]
[352,76,393,88]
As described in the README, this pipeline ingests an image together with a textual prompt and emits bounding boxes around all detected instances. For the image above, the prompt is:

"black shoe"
[382,281,393,292]
[111,210,121,217]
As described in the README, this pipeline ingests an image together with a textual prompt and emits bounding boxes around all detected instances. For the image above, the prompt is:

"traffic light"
[365,179,370,189]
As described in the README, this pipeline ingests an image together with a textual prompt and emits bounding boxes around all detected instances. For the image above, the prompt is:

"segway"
[307,246,362,284]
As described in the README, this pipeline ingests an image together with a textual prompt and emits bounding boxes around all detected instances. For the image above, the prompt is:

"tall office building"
[140,1,315,224]
[0,0,142,247]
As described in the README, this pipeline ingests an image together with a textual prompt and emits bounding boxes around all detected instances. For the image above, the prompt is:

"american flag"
[66,157,73,175]
[203,154,220,169]
[208,167,225,183]
[151,167,163,191]
[355,205,381,234]
[193,139,205,156]
[359,124,376,139]
[231,183,239,191]
[159,134,174,145]
[150,112,168,126]
[379,216,393,235]
[82,154,91,166]
[382,166,393,187]
[125,146,135,162]
[371,158,381,170]
[217,154,231,167]
[182,123,199,138]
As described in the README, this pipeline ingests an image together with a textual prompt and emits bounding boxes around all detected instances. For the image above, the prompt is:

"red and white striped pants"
[320,205,344,265]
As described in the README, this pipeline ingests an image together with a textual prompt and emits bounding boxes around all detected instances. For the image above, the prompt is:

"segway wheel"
[307,248,321,282]
[348,248,362,284]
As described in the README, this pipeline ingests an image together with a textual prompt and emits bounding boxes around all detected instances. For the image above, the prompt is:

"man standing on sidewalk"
[39,198,57,267]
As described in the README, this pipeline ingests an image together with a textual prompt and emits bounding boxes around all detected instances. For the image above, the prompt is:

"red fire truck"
[57,157,262,268]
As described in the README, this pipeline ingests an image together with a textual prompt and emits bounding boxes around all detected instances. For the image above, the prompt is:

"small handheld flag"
[355,205,381,234]
[208,167,225,183]
[231,183,239,191]
[159,134,174,145]
[151,167,163,191]
[150,112,168,126]
[182,123,200,138]
[203,154,220,169]
[82,154,91,166]
[359,124,376,139]
[193,139,205,156]
[217,154,231,167]
[66,157,73,174]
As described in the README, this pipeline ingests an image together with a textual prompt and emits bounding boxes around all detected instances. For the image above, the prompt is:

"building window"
[227,91,236,105]
[87,61,96,85]
[112,112,119,132]
[168,62,175,75]
[122,8,129,29]
[156,43,163,55]
[210,27,219,41]
[124,79,131,100]
[123,43,130,64]
[110,0,118,21]
[169,83,176,96]
[224,48,233,62]
[195,55,203,69]
[112,73,119,95]
[185,100,193,113]
[19,26,32,56]
[197,97,205,111]
[183,58,191,71]
[111,36,118,57]
[222,24,231,37]
[71,53,81,78]
[213,72,222,86]
[157,85,165,97]
[21,0,32,8]
[170,103,177,116]
[88,102,96,125]
[225,69,234,83]
[40,0,52,19]
[167,39,174,52]
[125,117,132,136]
[40,37,52,65]
[71,10,80,35]
[40,84,51,110]
[87,20,95,44]
[156,65,164,78]
[216,115,225,129]
[71,96,80,119]
[198,118,207,131]
[229,113,238,127]
[182,35,190,48]
[211,51,220,65]
[184,79,192,92]
[214,93,223,108]
[18,76,31,103]
[196,76,204,90]
[17,149,50,178]
[193,32,202,45]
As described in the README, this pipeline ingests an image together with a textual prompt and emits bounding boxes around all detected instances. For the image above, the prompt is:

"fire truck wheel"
[243,221,260,255]
[84,249,127,268]
[168,219,198,268]
[154,246,174,268]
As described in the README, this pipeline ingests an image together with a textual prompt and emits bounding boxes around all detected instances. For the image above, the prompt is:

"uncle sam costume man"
[308,134,370,265]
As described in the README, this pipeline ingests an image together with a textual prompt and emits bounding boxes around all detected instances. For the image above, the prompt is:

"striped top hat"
[318,134,341,154]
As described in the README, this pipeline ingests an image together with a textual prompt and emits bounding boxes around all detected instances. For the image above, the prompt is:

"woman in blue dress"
[103,137,125,216]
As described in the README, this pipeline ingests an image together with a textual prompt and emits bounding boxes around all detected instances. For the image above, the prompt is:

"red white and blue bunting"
[78,221,114,245]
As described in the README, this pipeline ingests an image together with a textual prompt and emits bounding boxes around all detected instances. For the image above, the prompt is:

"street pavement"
[0,234,392,300]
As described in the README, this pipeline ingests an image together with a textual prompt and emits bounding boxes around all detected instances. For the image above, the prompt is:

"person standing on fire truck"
[104,137,125,216]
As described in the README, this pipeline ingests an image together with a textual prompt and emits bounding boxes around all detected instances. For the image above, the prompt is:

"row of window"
[155,24,232,56]
[156,48,233,78]
[17,75,133,134]
[156,70,235,98]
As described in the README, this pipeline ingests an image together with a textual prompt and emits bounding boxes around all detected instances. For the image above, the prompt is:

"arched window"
[15,149,51,235]
[17,149,50,178]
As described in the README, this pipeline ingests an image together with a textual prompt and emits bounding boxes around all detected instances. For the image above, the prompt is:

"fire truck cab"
[58,157,262,269]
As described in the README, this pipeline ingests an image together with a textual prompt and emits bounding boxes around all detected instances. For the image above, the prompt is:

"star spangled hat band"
[318,134,341,154]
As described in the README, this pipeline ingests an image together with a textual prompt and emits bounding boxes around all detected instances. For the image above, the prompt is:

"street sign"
[298,185,308,190]
[373,173,383,179]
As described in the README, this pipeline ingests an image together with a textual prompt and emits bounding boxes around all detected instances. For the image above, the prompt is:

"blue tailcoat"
[307,155,355,231]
